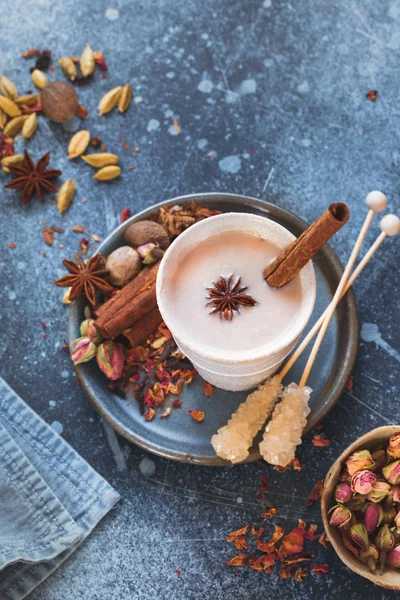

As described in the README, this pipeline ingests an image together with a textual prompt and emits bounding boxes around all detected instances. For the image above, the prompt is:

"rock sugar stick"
[260,196,394,467]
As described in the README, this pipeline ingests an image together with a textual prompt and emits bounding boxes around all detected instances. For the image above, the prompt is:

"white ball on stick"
[380,214,400,236]
[365,191,388,212]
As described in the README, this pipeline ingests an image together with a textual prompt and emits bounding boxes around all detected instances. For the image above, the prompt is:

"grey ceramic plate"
[69,193,358,466]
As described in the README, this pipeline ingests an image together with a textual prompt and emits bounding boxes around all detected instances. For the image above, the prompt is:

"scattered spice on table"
[366,90,378,101]
[226,516,328,581]
[4,151,61,205]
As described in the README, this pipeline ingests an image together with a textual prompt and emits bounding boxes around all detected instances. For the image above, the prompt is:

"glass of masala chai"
[156,213,316,391]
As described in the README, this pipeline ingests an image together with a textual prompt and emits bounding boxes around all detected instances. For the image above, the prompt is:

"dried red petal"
[120,207,131,223]
[258,475,269,494]
[95,56,108,70]
[279,568,292,580]
[8,242,16,249]
[172,398,182,409]
[312,563,328,576]
[227,554,249,567]
[144,408,155,421]
[159,408,171,419]
[226,525,248,542]
[255,539,275,553]
[175,570,181,576]
[312,434,330,447]
[366,90,378,101]
[293,457,302,471]
[76,104,89,119]
[281,553,311,566]
[251,525,264,538]
[233,535,248,551]
[261,507,279,520]
[346,375,353,392]
[306,479,324,506]
[281,528,304,555]
[297,519,306,530]
[318,532,329,549]
[249,554,275,572]
[203,381,214,397]
[303,524,319,542]
[294,567,308,582]
[0,134,15,161]
[188,409,204,422]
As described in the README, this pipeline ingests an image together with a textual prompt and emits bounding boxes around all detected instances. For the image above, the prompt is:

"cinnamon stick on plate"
[122,308,163,347]
[264,202,350,288]
[94,262,160,339]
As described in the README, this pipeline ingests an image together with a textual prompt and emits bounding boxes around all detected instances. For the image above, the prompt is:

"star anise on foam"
[54,254,114,306]
[206,275,257,321]
[4,150,61,205]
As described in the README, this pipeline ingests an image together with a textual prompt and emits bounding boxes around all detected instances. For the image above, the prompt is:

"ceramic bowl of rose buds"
[321,426,400,589]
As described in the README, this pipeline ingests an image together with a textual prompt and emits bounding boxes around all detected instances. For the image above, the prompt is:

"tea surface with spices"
[166,230,303,354]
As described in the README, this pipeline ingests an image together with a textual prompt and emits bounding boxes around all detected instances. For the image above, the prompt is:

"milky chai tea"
[165,230,303,355]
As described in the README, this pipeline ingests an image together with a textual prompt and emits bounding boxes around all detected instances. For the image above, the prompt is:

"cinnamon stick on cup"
[263,202,350,288]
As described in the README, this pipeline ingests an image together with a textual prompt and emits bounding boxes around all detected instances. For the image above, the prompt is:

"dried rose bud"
[329,505,353,528]
[351,470,377,495]
[364,503,384,534]
[96,341,124,380]
[359,543,379,572]
[388,433,400,460]
[340,470,351,483]
[349,523,369,551]
[80,318,102,343]
[375,524,395,551]
[383,460,400,485]
[392,486,400,502]
[383,507,397,525]
[335,483,352,504]
[371,448,387,472]
[387,544,400,568]
[367,480,392,503]
[137,242,164,265]
[70,337,97,365]
[341,531,359,557]
[346,450,375,476]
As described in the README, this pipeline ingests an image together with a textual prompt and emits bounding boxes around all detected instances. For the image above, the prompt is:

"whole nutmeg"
[124,220,170,250]
[106,246,141,287]
[41,81,79,123]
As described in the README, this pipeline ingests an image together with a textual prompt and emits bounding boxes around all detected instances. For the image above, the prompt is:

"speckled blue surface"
[1,1,399,598]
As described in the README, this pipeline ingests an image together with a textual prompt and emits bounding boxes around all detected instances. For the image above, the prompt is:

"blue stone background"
[1,0,399,598]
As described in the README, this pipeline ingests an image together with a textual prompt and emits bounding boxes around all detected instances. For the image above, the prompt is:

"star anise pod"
[4,150,61,205]
[206,275,257,321]
[54,254,113,306]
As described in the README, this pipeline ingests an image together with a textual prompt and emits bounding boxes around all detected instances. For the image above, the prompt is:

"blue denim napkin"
[0,377,120,600]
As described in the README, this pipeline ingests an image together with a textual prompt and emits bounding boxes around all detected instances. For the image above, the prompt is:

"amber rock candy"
[211,376,282,463]
[259,383,311,467]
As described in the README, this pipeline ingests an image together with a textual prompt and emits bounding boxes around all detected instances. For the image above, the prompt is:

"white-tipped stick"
[299,199,389,387]
[278,195,391,381]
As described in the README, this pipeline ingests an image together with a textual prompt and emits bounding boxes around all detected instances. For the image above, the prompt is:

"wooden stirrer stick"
[299,196,389,388]
[278,193,390,381]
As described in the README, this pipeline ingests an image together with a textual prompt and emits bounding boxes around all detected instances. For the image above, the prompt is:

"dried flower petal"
[120,207,131,223]
[306,479,324,507]
[312,563,328,576]
[261,507,279,520]
[227,554,248,567]
[312,433,330,447]
[281,528,304,555]
[144,408,155,421]
[203,381,214,397]
[188,409,205,422]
